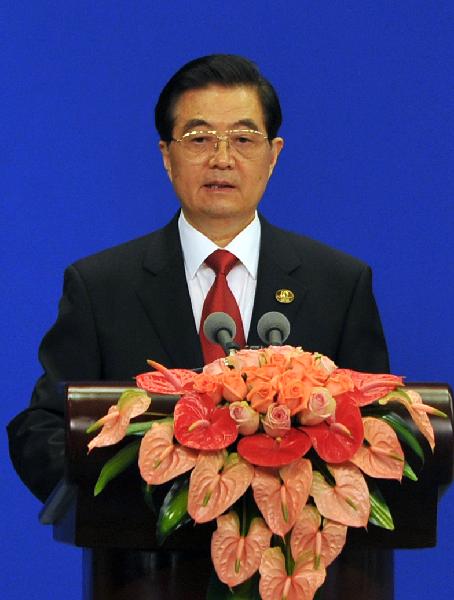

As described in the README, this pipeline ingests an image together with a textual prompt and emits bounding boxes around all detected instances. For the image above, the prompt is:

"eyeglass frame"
[170,128,270,159]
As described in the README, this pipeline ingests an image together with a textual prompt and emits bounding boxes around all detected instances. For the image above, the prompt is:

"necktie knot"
[205,249,239,276]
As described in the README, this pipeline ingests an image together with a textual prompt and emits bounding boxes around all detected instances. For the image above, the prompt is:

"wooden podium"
[40,383,453,600]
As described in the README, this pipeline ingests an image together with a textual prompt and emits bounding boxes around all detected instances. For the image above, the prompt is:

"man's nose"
[209,138,235,168]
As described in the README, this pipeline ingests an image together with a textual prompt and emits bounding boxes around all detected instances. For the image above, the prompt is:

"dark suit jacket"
[7,213,389,502]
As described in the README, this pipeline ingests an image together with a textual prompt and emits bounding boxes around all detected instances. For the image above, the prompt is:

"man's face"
[159,85,283,235]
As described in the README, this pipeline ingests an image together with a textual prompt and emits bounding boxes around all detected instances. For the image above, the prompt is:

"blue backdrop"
[2,2,453,598]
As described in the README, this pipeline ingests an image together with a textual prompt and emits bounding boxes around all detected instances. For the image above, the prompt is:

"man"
[7,54,391,598]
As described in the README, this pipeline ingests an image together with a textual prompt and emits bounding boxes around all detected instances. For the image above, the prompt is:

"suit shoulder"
[69,218,178,281]
[262,221,369,275]
[72,232,154,272]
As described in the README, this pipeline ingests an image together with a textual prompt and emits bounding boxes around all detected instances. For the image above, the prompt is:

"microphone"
[203,312,240,355]
[257,312,291,346]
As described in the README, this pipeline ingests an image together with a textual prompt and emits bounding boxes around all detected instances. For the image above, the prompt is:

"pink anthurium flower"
[211,511,272,587]
[252,458,312,536]
[188,451,254,523]
[174,392,238,450]
[310,463,370,528]
[301,396,364,463]
[138,420,198,485]
[88,389,150,451]
[379,388,441,450]
[350,417,404,480]
[290,505,347,568]
[259,546,326,600]
[136,359,197,394]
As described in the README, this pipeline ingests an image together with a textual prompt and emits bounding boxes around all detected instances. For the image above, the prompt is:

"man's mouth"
[204,182,235,190]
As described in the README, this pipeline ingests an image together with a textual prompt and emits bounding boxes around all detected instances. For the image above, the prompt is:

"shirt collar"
[178,211,261,279]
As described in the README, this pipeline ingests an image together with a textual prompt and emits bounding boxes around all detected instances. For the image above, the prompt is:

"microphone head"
[257,311,291,345]
[203,312,237,345]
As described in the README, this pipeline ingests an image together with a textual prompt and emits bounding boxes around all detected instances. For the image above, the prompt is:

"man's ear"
[159,141,173,181]
[268,137,284,178]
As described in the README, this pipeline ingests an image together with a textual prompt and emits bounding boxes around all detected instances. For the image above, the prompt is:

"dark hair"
[155,54,282,142]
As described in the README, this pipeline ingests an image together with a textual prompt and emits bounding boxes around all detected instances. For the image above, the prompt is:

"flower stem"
[284,532,295,575]
[241,494,247,537]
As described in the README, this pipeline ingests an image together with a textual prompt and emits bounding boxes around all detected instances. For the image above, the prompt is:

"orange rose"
[326,371,355,396]
[263,345,300,368]
[222,371,248,403]
[243,365,282,386]
[247,381,276,413]
[277,372,312,415]
[193,373,223,404]
[290,352,328,386]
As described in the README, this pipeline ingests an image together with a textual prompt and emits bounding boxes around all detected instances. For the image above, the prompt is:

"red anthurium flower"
[136,360,197,394]
[259,546,326,600]
[174,392,238,450]
[252,459,313,536]
[350,417,404,480]
[211,512,272,587]
[301,396,363,463]
[311,464,370,528]
[336,369,404,407]
[237,429,311,467]
[188,451,254,523]
[291,505,347,568]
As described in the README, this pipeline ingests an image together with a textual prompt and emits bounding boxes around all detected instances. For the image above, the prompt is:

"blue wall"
[2,2,453,598]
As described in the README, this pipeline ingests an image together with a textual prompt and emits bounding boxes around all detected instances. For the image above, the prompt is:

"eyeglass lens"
[179,130,266,159]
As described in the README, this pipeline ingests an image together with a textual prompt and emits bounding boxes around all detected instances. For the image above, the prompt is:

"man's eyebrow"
[181,119,211,132]
[233,119,261,131]
[180,118,263,133]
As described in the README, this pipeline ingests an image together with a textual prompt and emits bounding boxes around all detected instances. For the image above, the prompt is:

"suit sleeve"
[7,265,102,502]
[335,265,390,373]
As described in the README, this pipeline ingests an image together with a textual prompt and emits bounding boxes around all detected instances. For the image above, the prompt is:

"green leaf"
[126,421,154,436]
[86,418,104,434]
[380,412,425,462]
[143,483,156,514]
[94,439,141,496]
[157,478,191,545]
[368,485,394,530]
[126,416,174,436]
[403,461,418,481]
[206,571,260,600]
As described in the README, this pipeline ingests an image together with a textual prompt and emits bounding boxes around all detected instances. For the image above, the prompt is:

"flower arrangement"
[87,346,443,599]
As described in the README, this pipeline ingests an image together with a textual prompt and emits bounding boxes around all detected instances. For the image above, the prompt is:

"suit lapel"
[135,215,203,369]
[135,214,310,365]
[248,217,308,347]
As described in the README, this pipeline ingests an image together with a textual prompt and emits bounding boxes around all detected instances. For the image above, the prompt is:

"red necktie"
[199,249,246,364]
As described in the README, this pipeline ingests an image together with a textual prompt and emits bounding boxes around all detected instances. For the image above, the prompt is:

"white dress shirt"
[178,212,261,338]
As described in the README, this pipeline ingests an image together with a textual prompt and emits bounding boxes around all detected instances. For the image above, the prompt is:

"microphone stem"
[268,329,283,346]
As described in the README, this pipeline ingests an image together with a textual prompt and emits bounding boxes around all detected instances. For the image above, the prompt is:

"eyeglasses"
[171,129,269,161]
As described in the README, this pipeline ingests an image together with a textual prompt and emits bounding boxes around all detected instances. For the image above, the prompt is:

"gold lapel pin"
[275,289,295,304]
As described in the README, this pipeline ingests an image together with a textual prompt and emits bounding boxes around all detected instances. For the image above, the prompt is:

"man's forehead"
[172,85,266,132]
